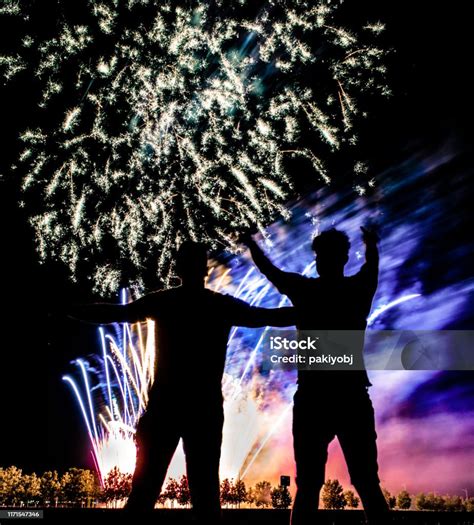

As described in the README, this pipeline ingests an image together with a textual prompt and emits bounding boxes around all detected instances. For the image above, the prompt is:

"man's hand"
[361,226,380,245]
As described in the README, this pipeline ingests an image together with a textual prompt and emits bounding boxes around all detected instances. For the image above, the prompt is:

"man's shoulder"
[283,274,318,293]
[347,265,378,285]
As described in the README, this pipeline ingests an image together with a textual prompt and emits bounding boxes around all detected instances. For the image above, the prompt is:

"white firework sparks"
[3,1,389,293]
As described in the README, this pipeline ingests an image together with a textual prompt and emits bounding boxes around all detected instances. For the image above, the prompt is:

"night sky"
[0,0,473,486]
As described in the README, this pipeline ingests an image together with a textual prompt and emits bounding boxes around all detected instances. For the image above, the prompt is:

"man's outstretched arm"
[241,235,301,296]
[67,294,156,324]
[232,304,297,328]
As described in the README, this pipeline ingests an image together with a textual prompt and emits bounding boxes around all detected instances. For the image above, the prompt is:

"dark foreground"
[2,509,473,525]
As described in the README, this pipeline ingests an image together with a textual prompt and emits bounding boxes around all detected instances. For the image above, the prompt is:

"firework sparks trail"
[3,0,389,293]
[240,403,292,480]
[63,308,156,484]
[367,293,421,326]
[63,281,269,484]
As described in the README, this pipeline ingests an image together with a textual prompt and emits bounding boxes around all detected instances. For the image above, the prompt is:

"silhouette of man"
[68,241,295,522]
[243,228,389,525]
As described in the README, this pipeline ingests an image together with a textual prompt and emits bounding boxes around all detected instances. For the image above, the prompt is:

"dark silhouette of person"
[68,241,295,522]
[242,227,389,525]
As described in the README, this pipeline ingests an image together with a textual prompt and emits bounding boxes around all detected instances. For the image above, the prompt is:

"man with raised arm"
[68,241,295,523]
[242,227,389,525]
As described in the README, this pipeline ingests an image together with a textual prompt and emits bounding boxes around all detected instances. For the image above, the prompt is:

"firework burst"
[2,0,389,292]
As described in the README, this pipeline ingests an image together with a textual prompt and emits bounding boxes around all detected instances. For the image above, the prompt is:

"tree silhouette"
[0,466,24,506]
[396,490,411,510]
[220,478,233,508]
[61,468,99,507]
[415,492,445,511]
[254,481,272,508]
[162,478,179,508]
[444,495,464,512]
[233,479,247,509]
[157,490,167,506]
[464,497,474,512]
[382,487,396,509]
[246,486,255,506]
[102,467,132,507]
[21,473,41,506]
[40,471,62,507]
[177,475,190,507]
[344,489,360,508]
[322,479,346,510]
[271,485,292,509]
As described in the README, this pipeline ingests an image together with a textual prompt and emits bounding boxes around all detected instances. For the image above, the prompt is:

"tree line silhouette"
[1,466,472,512]
[320,479,472,513]
[0,466,291,509]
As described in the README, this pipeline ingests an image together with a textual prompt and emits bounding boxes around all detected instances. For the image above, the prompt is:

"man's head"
[311,229,350,278]
[175,241,209,284]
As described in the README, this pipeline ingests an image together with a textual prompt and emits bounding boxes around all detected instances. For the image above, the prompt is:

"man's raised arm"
[67,294,157,325]
[241,235,302,296]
